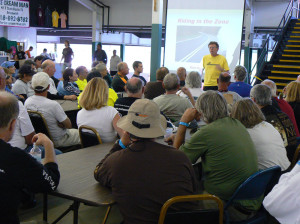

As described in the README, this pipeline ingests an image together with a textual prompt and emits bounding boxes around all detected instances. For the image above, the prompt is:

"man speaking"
[202,41,229,91]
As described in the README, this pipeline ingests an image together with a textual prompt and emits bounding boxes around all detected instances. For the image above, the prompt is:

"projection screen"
[164,0,245,74]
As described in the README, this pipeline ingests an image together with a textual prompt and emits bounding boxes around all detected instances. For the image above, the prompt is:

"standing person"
[202,41,229,91]
[110,50,122,76]
[14,46,26,70]
[60,40,74,72]
[25,46,33,59]
[132,61,147,86]
[41,48,50,59]
[0,91,60,224]
[93,43,107,64]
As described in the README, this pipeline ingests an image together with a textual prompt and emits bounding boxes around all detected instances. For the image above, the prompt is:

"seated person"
[94,99,197,223]
[177,67,187,87]
[153,73,194,122]
[111,62,129,92]
[34,55,44,72]
[12,64,35,99]
[169,91,259,221]
[263,161,300,224]
[231,98,290,171]
[75,66,88,91]
[94,62,112,88]
[228,65,252,97]
[177,71,203,99]
[144,67,168,100]
[77,78,123,142]
[77,71,118,108]
[132,61,147,86]
[0,91,60,223]
[251,84,298,161]
[1,61,16,86]
[25,72,80,148]
[262,79,299,137]
[285,81,300,133]
[57,68,80,96]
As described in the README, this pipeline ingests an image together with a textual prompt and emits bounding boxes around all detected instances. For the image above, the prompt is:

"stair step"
[273,65,300,69]
[271,70,300,74]
[279,59,300,63]
[277,89,283,93]
[288,40,300,42]
[275,83,288,86]
[293,27,300,29]
[268,76,297,80]
[286,45,300,47]
[284,49,300,52]
[291,31,300,33]
[289,36,300,38]
[282,54,300,57]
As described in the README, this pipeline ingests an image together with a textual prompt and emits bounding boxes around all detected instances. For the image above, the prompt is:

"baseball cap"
[31,72,50,92]
[1,61,15,68]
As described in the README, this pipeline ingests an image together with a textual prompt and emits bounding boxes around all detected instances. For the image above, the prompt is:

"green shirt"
[180,117,260,210]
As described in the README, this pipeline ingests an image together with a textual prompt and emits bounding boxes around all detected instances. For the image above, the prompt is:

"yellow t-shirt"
[77,88,118,108]
[75,79,87,92]
[203,54,229,87]
[52,11,59,28]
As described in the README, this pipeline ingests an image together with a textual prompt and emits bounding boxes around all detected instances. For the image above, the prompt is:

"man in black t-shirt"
[60,40,74,72]
[14,46,26,69]
[0,91,60,224]
[93,43,107,64]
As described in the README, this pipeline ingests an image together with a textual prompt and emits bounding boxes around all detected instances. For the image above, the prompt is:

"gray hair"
[186,71,202,88]
[250,84,272,106]
[0,91,19,128]
[261,79,277,97]
[95,62,106,73]
[234,65,247,82]
[117,62,127,72]
[163,73,179,91]
[195,90,228,123]
[126,78,143,94]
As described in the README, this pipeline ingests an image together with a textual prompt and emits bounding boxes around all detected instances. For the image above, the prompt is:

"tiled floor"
[19,193,123,224]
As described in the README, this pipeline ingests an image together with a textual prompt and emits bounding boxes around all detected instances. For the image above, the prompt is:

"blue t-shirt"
[228,81,252,97]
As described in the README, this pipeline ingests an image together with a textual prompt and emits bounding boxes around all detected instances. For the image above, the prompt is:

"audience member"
[94,62,112,87]
[93,43,107,64]
[112,62,129,92]
[42,60,77,100]
[34,55,44,72]
[24,59,36,70]
[144,67,168,99]
[1,61,16,85]
[94,99,197,223]
[75,66,88,91]
[57,68,80,96]
[177,71,203,99]
[132,61,147,86]
[228,66,252,97]
[0,91,60,223]
[263,160,300,224]
[250,84,297,161]
[297,75,300,82]
[153,73,194,122]
[41,48,51,59]
[177,67,187,87]
[25,46,33,58]
[12,64,35,99]
[171,91,259,221]
[110,50,122,76]
[262,79,299,137]
[1,66,16,97]
[77,78,123,142]
[285,81,300,132]
[231,99,290,171]
[25,72,80,148]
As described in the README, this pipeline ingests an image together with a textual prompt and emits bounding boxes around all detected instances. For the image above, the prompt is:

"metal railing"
[250,0,299,85]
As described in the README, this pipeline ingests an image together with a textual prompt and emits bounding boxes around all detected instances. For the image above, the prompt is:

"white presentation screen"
[164,0,245,73]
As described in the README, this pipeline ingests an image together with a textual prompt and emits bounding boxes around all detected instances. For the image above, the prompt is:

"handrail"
[250,0,297,85]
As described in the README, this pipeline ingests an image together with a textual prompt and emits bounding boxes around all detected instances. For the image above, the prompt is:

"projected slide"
[164,0,245,74]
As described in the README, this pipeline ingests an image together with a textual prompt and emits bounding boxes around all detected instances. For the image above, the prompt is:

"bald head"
[125,77,143,97]
[0,91,19,132]
[177,67,186,81]
[297,75,300,82]
[261,79,277,97]
[42,59,56,77]
[0,67,6,90]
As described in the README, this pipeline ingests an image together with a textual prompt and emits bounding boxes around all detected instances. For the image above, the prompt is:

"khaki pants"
[54,129,80,148]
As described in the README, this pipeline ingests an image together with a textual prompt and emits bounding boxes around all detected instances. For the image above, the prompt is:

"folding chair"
[224,166,281,224]
[290,144,300,169]
[158,194,223,224]
[79,125,102,148]
[28,110,53,141]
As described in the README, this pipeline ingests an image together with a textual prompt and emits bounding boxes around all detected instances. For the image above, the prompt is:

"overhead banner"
[0,0,30,27]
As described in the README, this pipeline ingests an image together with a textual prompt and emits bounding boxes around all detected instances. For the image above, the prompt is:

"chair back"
[79,125,102,148]
[158,194,223,224]
[291,144,300,169]
[225,166,281,209]
[27,110,53,141]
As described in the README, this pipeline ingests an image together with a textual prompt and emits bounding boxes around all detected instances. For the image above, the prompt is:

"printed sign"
[0,0,30,27]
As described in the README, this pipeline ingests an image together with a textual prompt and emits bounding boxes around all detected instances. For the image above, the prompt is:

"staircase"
[257,18,300,92]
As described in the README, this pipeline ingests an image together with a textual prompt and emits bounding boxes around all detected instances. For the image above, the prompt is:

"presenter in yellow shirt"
[202,41,229,91]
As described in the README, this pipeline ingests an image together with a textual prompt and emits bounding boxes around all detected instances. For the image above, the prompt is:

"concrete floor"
[19,193,123,224]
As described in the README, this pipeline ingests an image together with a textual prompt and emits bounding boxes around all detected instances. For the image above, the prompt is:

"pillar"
[244,5,254,84]
[92,11,102,61]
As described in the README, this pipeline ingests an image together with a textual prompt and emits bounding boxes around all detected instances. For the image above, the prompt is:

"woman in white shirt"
[77,77,123,142]
[231,98,290,171]
[177,71,203,99]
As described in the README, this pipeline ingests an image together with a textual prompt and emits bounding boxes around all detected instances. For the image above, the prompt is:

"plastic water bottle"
[30,143,42,163]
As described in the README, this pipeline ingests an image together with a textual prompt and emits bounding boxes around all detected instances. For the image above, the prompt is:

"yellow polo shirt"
[78,88,118,108]
[75,79,87,92]
[203,54,229,87]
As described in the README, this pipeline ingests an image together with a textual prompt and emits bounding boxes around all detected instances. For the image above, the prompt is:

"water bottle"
[30,143,42,163]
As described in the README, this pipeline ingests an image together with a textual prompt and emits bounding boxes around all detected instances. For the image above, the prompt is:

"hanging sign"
[0,0,30,27]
